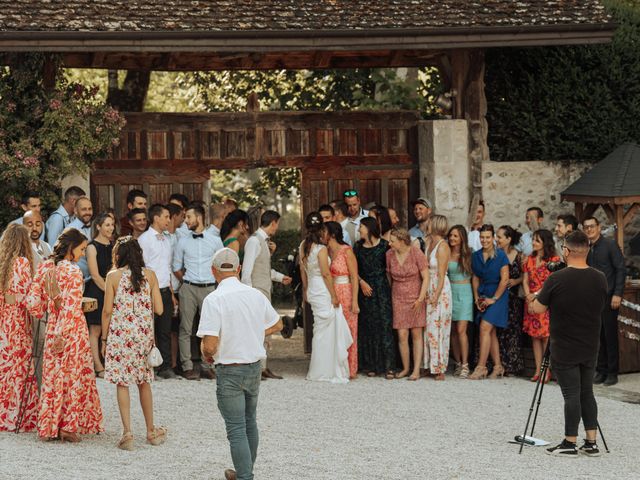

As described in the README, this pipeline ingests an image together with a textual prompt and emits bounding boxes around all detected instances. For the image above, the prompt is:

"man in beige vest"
[241,210,292,380]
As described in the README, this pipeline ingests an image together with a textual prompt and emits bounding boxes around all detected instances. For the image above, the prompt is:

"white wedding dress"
[302,243,353,383]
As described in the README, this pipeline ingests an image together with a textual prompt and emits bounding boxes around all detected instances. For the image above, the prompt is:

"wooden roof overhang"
[0,24,616,71]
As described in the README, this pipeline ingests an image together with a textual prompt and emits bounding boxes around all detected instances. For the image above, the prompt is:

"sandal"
[407,373,420,381]
[434,373,445,381]
[395,370,409,379]
[147,426,167,446]
[385,371,395,380]
[366,371,377,378]
[95,370,105,379]
[117,432,134,451]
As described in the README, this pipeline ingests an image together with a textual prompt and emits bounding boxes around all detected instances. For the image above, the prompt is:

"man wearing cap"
[198,248,283,480]
[409,197,433,244]
[343,189,369,243]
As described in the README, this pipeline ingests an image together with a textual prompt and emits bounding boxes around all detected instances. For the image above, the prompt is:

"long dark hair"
[357,217,380,246]
[370,205,392,236]
[532,229,556,261]
[447,225,472,276]
[92,211,113,240]
[498,225,522,249]
[51,228,87,265]
[302,212,325,262]
[220,209,248,241]
[325,221,347,245]
[113,237,146,293]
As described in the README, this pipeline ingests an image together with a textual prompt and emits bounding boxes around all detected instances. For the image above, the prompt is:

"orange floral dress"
[523,254,560,338]
[330,245,358,378]
[0,257,38,432]
[28,259,103,439]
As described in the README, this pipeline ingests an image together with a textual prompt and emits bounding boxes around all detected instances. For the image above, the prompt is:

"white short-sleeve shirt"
[197,276,280,364]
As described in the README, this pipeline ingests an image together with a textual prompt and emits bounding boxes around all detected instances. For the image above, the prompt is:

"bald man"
[23,210,52,387]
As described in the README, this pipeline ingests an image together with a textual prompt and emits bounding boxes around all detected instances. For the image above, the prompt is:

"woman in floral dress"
[523,229,560,382]
[326,221,360,379]
[424,215,453,380]
[28,228,103,442]
[0,224,38,432]
[102,236,166,450]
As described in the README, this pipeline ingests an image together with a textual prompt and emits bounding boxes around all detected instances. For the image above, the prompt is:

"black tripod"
[14,314,44,433]
[518,346,610,454]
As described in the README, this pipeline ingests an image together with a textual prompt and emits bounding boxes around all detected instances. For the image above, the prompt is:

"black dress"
[498,252,525,375]
[354,239,396,374]
[84,239,113,326]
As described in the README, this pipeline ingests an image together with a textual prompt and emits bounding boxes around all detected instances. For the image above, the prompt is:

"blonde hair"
[430,214,449,237]
[390,227,412,246]
[0,224,34,291]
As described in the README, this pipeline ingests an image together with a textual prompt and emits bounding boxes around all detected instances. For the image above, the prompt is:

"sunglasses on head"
[343,190,358,197]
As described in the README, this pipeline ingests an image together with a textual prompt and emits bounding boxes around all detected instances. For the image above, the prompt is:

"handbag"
[148,345,163,368]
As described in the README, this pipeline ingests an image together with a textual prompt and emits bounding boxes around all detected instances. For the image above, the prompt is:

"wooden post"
[615,204,625,253]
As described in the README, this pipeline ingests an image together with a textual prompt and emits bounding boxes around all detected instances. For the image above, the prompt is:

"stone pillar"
[61,173,90,198]
[417,119,470,227]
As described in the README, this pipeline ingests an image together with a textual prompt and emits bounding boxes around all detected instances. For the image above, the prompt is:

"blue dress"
[471,249,509,328]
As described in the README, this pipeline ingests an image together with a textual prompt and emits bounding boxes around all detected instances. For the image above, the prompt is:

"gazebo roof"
[562,143,640,200]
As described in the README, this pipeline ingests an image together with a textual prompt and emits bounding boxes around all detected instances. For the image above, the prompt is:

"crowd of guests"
[0,185,627,450]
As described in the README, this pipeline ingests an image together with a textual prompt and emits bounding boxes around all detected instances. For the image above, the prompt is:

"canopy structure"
[561,143,640,252]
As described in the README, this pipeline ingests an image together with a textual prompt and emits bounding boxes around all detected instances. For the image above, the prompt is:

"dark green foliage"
[486,0,640,161]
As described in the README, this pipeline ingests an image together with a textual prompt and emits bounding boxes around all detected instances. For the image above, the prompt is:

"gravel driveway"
[1,331,639,480]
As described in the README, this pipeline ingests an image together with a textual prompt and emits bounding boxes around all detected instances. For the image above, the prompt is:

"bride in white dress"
[300,212,353,383]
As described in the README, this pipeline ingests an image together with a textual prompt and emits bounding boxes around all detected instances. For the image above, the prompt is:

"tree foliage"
[0,54,125,226]
[486,0,640,161]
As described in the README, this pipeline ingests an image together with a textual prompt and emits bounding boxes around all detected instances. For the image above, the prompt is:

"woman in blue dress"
[469,224,510,380]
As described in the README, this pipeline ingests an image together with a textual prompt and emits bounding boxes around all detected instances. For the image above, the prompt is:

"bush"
[485,0,640,161]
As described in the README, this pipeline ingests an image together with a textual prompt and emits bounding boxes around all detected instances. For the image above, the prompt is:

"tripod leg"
[530,362,549,436]
[597,421,610,453]
[519,374,544,454]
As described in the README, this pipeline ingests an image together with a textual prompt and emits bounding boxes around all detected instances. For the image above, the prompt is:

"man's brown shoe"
[224,468,236,480]
[263,368,283,380]
[200,369,216,380]
[261,371,269,381]
[182,369,199,381]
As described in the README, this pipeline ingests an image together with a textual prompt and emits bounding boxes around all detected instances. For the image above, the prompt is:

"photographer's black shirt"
[536,266,607,364]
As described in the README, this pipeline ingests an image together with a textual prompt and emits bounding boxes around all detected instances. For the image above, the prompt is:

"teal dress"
[447,261,473,321]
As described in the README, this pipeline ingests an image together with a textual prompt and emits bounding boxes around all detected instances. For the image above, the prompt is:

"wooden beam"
[575,202,584,222]
[623,202,640,226]
[602,204,616,223]
[583,203,599,219]
[615,204,625,253]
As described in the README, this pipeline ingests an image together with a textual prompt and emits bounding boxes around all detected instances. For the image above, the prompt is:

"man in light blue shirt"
[67,196,93,283]
[517,207,544,256]
[46,185,85,246]
[409,197,433,242]
[11,191,45,241]
[173,203,224,380]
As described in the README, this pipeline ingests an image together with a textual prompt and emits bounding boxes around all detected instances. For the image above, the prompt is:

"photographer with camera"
[530,231,607,457]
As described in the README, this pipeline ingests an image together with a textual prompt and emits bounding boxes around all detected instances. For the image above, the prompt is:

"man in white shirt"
[45,185,85,245]
[198,248,282,480]
[241,210,291,380]
[23,209,52,386]
[138,204,177,379]
[169,193,190,239]
[343,189,369,243]
[11,191,45,241]
[173,204,223,380]
[319,203,352,246]
[67,196,93,282]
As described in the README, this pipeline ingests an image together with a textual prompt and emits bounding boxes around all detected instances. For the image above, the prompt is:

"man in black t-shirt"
[532,231,607,458]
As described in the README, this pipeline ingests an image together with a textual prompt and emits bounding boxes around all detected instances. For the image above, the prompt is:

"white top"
[138,226,173,289]
[241,228,284,286]
[31,240,52,270]
[197,276,280,364]
[468,229,482,252]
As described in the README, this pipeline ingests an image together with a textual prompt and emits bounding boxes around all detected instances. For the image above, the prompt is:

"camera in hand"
[546,260,567,272]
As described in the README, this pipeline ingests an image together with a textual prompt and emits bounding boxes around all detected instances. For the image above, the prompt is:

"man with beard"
[173,203,224,380]
[408,197,433,248]
[68,196,94,282]
[12,191,45,241]
[343,190,369,243]
[128,208,148,240]
[23,209,52,386]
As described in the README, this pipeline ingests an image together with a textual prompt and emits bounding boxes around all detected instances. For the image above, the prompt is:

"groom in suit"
[241,210,292,380]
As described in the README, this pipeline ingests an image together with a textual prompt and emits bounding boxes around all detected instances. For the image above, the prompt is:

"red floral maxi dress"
[522,254,560,339]
[330,245,358,378]
[27,259,103,439]
[0,257,39,432]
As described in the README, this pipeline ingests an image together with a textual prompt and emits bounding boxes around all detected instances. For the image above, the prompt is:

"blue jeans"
[216,361,262,480]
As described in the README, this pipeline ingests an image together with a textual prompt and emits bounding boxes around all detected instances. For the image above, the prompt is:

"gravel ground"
[1,330,639,480]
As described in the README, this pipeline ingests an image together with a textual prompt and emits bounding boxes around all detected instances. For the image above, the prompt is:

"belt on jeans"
[218,361,260,366]
[333,275,350,285]
[184,280,216,288]
[159,287,171,292]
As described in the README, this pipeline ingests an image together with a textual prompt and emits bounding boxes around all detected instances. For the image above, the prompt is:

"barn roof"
[562,143,640,200]
[0,0,613,32]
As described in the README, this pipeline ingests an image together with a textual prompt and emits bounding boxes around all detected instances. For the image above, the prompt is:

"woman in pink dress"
[0,224,38,432]
[28,228,103,442]
[386,227,429,381]
[326,221,360,379]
